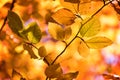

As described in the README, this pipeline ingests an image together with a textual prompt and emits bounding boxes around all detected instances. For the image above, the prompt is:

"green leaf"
[86,36,113,49]
[20,22,42,44]
[80,17,101,37]
[48,22,65,40]
[64,27,72,40]
[45,64,63,78]
[23,44,38,59]
[78,39,90,57]
[8,11,24,36]
[57,71,79,80]
[38,46,47,57]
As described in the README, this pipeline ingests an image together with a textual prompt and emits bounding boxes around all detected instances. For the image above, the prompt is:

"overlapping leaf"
[8,11,24,36]
[86,36,113,49]
[48,22,65,40]
[80,17,101,37]
[64,27,72,40]
[52,8,76,25]
[48,22,72,40]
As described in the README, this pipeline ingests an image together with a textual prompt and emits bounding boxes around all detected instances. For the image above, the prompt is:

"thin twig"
[0,0,16,33]
[51,0,112,65]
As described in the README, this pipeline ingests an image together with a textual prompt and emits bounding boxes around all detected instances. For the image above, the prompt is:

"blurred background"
[0,0,120,80]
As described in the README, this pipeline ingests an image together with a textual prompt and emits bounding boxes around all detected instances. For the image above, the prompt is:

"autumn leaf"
[103,73,120,80]
[80,17,101,37]
[64,27,72,40]
[20,22,42,44]
[23,44,38,59]
[78,39,90,57]
[45,64,63,78]
[52,8,76,25]
[86,36,113,49]
[8,11,24,36]
[60,0,78,13]
[38,46,47,58]
[60,0,102,14]
[57,71,79,80]
[48,22,65,40]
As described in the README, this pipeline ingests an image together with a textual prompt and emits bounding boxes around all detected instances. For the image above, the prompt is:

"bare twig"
[0,0,16,33]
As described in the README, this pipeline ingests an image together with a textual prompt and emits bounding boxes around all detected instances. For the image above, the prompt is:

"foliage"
[1,0,120,80]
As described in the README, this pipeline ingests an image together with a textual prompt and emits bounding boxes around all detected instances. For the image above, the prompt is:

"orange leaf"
[52,8,76,25]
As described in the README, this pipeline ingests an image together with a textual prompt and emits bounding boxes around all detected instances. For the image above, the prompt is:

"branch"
[51,0,112,65]
[0,0,16,33]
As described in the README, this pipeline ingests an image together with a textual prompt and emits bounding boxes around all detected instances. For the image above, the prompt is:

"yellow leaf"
[48,22,65,40]
[52,8,76,25]
[80,17,101,37]
[86,37,113,49]
[38,46,47,57]
[78,39,90,57]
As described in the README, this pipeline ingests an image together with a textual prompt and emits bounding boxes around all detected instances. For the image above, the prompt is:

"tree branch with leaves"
[1,0,120,80]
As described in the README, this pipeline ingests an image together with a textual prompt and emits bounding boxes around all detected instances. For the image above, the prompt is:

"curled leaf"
[80,17,101,37]
[52,8,76,25]
[8,11,24,36]
[38,46,47,57]
[86,36,113,49]
[45,64,63,78]
[48,22,65,40]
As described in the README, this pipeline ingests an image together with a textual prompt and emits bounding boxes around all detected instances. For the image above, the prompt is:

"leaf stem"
[24,42,50,65]
[0,0,16,33]
[51,0,112,65]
